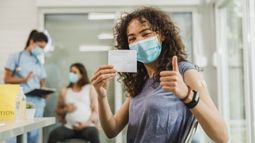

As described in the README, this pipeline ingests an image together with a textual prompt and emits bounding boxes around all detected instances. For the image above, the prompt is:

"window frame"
[215,0,255,142]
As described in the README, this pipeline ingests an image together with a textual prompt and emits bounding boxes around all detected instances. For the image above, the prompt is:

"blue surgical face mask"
[129,36,162,64]
[69,72,79,83]
[31,46,44,57]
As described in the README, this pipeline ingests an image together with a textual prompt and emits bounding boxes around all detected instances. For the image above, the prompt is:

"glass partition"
[43,13,116,143]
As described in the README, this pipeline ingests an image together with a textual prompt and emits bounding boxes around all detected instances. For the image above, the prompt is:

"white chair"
[181,116,199,143]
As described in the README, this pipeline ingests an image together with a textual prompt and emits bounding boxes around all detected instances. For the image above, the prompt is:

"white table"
[0,117,55,143]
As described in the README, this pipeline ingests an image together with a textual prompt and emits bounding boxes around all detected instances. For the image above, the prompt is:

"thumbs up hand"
[160,56,189,99]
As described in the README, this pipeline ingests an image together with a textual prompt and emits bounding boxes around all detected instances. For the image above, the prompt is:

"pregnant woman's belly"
[65,103,91,128]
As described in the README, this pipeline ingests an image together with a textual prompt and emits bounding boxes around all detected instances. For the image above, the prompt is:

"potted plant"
[26,102,36,119]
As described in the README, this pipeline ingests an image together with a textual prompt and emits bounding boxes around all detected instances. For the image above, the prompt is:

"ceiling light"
[79,45,112,52]
[98,33,114,40]
[88,13,115,20]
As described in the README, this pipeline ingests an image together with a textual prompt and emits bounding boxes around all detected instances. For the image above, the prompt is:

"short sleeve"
[5,53,18,72]
[178,61,197,77]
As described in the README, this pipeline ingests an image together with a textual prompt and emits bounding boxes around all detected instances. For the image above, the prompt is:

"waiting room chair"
[181,116,199,143]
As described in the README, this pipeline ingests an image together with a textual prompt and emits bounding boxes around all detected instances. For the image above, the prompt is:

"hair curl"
[114,7,187,97]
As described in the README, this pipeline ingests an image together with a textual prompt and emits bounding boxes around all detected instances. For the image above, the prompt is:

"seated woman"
[48,63,100,143]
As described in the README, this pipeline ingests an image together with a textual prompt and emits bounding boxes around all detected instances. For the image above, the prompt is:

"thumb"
[172,56,179,72]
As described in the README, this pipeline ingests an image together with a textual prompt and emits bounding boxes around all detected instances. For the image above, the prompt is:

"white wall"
[0,0,37,83]
[36,0,201,7]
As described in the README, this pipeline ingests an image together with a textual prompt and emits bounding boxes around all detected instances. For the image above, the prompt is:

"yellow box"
[0,84,20,121]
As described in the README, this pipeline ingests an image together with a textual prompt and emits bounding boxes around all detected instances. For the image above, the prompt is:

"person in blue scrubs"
[4,29,48,143]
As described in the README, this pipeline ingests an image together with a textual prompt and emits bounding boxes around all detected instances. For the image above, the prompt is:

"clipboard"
[25,87,56,97]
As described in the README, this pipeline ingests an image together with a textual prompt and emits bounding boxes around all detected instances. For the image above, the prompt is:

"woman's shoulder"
[60,87,69,94]
[58,87,69,99]
[7,51,21,60]
[82,83,91,88]
[178,60,194,67]
[81,84,92,92]
[178,61,197,76]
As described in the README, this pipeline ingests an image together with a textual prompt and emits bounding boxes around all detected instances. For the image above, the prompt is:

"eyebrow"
[127,28,152,37]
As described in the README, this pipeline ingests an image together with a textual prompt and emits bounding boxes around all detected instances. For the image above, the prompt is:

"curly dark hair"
[114,7,187,97]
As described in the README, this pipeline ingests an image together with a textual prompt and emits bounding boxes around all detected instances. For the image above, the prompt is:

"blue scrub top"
[5,50,47,94]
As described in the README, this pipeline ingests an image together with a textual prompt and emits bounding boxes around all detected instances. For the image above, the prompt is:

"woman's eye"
[143,33,151,37]
[128,38,135,43]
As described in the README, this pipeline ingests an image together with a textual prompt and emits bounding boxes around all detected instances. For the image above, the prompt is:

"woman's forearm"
[4,70,27,84]
[4,76,26,84]
[89,110,98,124]
[189,88,229,143]
[56,105,67,115]
[97,96,119,138]
[183,70,229,142]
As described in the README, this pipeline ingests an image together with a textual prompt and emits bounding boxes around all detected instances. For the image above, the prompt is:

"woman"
[91,7,229,143]
[4,29,48,143]
[48,63,100,143]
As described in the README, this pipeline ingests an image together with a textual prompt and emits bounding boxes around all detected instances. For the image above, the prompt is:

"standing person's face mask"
[31,44,45,64]
[129,36,162,64]
[69,72,79,83]
[31,46,44,57]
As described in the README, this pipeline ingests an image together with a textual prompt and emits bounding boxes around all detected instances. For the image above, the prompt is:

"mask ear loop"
[155,35,161,43]
[156,31,165,44]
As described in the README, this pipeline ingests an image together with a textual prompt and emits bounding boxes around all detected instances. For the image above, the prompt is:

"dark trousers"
[47,126,100,143]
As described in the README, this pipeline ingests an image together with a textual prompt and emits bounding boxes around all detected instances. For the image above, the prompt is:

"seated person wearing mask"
[48,63,100,143]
